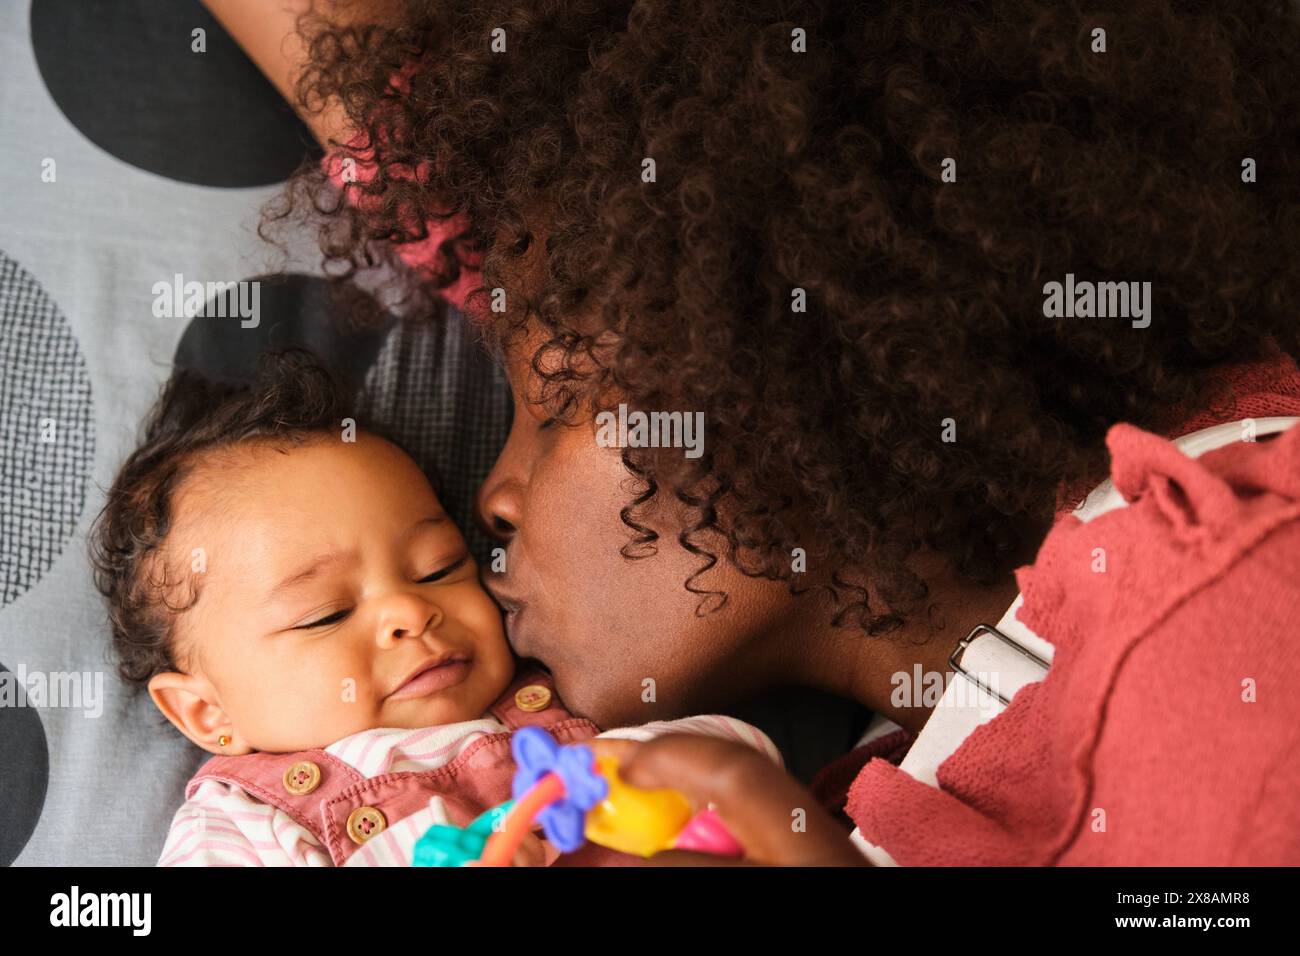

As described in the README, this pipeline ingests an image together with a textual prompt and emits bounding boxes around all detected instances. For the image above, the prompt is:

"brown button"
[515,684,552,713]
[282,760,321,796]
[346,806,387,844]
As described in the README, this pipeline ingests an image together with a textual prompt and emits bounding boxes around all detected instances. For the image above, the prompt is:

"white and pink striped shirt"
[158,713,778,866]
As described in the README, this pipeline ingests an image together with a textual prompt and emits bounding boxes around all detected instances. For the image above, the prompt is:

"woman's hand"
[598,734,869,866]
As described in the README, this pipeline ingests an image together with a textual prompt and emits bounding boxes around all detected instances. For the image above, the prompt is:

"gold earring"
[218,735,230,747]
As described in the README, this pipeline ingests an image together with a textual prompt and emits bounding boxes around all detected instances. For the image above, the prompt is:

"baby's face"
[150,431,515,754]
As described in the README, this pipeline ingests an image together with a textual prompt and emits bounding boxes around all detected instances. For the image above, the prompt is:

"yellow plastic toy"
[583,756,696,856]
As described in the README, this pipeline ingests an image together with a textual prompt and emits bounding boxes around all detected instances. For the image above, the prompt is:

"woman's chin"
[543,667,597,722]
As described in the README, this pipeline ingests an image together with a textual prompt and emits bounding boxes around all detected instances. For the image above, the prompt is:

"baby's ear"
[147,671,245,755]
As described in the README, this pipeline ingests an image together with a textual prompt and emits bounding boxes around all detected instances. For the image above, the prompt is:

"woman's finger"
[585,736,638,765]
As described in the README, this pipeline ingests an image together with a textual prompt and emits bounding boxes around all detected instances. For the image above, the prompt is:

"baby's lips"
[388,653,471,699]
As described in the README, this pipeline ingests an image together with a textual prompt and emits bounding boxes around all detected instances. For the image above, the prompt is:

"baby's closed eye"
[283,553,472,631]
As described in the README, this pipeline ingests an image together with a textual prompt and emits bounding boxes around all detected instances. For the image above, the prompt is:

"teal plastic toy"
[413,801,514,867]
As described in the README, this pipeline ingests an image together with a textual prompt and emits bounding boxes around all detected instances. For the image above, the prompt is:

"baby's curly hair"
[90,352,371,686]
[273,0,1300,632]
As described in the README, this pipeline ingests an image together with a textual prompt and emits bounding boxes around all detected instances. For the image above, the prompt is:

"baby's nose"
[379,594,444,643]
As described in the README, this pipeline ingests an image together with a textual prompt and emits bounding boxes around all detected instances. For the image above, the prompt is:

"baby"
[91,350,778,866]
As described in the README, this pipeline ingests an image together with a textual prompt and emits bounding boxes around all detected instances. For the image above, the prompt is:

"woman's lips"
[388,658,471,700]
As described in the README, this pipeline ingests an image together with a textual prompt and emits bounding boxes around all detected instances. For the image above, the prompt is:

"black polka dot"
[0,251,94,608]
[172,274,394,390]
[31,0,320,188]
[0,663,50,866]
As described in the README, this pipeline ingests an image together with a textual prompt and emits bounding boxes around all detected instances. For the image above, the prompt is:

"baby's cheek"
[462,593,510,659]
[476,626,518,705]
[328,656,388,719]
[281,655,378,747]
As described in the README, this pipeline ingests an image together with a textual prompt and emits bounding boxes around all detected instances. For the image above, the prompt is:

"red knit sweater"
[845,349,1300,865]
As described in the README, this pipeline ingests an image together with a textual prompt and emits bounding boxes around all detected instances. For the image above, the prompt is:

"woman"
[218,0,1300,864]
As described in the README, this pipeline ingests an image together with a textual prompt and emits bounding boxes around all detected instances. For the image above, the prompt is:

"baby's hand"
[463,827,549,867]
[513,830,550,867]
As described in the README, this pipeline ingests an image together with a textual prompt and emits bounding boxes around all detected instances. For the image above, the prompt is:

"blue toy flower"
[511,726,609,852]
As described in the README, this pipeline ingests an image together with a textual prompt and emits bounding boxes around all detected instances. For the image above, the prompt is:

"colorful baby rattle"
[412,726,743,866]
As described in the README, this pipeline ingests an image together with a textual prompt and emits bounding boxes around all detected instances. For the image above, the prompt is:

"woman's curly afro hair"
[274,0,1300,633]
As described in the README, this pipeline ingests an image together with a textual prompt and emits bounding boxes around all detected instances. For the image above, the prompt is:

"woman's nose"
[476,444,526,542]
[476,392,535,542]
[476,476,521,541]
[376,592,444,646]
